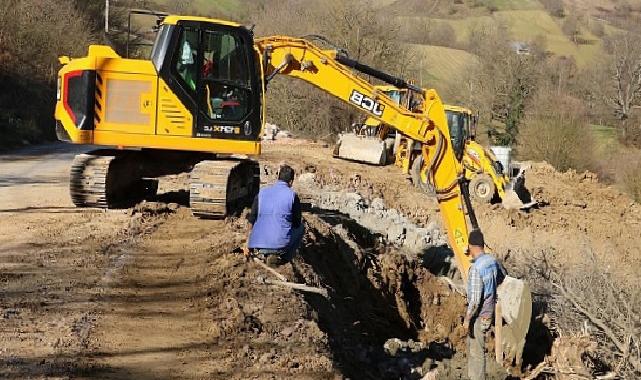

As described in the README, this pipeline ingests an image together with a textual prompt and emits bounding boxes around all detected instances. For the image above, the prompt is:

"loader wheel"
[470,174,495,203]
[411,156,436,196]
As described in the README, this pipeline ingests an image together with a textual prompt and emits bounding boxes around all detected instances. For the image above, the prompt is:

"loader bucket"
[334,133,388,165]
[501,167,537,210]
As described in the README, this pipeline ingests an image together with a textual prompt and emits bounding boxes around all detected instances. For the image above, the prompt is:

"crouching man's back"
[246,164,303,265]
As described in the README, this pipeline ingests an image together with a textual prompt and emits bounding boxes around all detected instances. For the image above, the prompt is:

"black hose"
[459,178,480,231]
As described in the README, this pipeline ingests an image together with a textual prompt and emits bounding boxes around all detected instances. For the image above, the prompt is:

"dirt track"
[1,142,639,379]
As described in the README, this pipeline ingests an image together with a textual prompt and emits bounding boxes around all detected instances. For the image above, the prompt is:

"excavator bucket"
[333,133,388,165]
[501,167,537,210]
[496,276,532,366]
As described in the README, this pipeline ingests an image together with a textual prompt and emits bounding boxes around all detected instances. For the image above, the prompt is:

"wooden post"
[495,302,503,364]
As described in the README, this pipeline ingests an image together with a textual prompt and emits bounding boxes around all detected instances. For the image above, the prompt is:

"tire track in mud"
[0,204,173,378]
[64,205,217,379]
[48,204,177,377]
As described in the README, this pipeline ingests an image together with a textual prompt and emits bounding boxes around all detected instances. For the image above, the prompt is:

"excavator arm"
[255,36,531,365]
[255,36,475,279]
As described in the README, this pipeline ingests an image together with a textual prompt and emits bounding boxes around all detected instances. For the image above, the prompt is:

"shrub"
[562,15,580,44]
[590,21,605,37]
[540,0,565,17]
[0,0,104,149]
[518,93,596,172]
[617,150,641,202]
[429,23,457,47]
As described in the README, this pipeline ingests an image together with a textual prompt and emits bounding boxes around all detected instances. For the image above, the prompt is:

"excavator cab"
[151,18,263,140]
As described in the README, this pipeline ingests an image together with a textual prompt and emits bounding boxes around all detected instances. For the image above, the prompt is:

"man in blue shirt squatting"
[244,164,304,266]
[463,229,506,380]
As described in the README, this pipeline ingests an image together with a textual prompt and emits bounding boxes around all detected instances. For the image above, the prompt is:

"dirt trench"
[256,160,514,379]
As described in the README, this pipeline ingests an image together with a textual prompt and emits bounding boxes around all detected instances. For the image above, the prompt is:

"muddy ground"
[1,142,639,379]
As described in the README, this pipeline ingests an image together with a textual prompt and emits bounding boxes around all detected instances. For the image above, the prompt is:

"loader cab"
[384,89,402,105]
[470,113,478,140]
[445,107,471,161]
[151,16,263,141]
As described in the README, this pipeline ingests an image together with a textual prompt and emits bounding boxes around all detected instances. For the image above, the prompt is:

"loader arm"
[255,36,474,279]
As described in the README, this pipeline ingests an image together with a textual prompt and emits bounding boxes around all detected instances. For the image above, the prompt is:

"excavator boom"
[256,36,473,276]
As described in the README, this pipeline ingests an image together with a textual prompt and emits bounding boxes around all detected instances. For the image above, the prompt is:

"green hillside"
[412,9,605,66]
[410,44,480,86]
[482,0,541,10]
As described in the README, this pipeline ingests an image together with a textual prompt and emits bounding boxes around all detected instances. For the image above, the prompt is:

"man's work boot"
[265,254,283,268]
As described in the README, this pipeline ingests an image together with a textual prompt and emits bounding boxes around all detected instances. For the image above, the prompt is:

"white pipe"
[105,0,109,33]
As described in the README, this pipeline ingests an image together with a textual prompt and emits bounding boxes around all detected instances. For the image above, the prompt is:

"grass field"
[495,10,602,65]
[194,0,239,15]
[591,124,619,151]
[409,44,479,86]
[483,0,541,10]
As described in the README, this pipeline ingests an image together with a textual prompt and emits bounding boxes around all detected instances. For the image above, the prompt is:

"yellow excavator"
[55,13,530,362]
[334,86,533,208]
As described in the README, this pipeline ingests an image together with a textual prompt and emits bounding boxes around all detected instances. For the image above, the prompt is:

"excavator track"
[69,153,116,208]
[189,159,259,219]
[70,151,152,209]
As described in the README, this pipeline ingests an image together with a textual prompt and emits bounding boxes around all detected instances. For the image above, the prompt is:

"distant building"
[510,41,530,55]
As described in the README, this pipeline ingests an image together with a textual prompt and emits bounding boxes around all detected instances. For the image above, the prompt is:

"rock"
[370,197,385,211]
[298,173,316,184]
[384,338,403,356]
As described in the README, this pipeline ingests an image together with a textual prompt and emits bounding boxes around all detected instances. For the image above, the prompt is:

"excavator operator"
[244,165,304,267]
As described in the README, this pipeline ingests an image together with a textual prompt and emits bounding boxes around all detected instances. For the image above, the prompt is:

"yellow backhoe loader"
[55,12,531,363]
[334,87,533,208]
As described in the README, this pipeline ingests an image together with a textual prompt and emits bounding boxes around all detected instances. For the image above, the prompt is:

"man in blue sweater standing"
[464,229,505,380]
[245,164,303,266]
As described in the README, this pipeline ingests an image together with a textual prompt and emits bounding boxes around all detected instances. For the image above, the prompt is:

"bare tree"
[251,0,414,140]
[601,31,641,144]
[518,90,596,172]
[455,21,542,146]
[606,32,641,122]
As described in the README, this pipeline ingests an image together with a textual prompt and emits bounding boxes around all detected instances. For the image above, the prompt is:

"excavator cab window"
[446,110,466,161]
[173,28,199,93]
[385,90,402,105]
[157,21,262,141]
[470,114,478,140]
[200,30,251,122]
